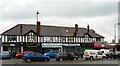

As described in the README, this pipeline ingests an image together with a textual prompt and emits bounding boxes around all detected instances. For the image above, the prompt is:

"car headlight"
[44,54,47,55]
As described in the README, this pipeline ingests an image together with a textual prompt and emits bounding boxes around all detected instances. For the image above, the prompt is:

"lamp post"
[118,23,120,43]
[114,23,116,43]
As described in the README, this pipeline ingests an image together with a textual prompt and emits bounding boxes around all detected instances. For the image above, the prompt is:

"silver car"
[0,51,11,59]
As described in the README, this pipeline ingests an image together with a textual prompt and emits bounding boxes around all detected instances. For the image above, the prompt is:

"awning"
[94,42,114,49]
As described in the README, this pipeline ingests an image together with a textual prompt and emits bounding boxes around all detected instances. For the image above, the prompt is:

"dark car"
[0,51,11,59]
[105,52,114,59]
[112,52,120,59]
[22,52,50,62]
[56,52,78,61]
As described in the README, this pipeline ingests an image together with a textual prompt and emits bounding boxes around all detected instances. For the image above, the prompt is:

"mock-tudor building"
[0,22,104,54]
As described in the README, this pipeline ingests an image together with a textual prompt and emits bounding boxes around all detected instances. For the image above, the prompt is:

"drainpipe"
[1,46,3,52]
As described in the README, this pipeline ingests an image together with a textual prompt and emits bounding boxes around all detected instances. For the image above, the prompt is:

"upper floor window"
[84,35,89,42]
[27,32,35,42]
[68,37,74,42]
[7,36,17,41]
[96,38,101,42]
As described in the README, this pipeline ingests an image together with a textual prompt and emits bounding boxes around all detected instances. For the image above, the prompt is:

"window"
[27,33,35,42]
[68,37,74,42]
[84,35,89,42]
[44,37,50,42]
[7,36,17,42]
[98,52,102,55]
[36,53,42,56]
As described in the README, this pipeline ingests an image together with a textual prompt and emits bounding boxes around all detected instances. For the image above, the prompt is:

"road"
[1,58,119,64]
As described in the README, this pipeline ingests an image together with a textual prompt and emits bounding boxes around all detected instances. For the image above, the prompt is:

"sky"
[0,0,119,43]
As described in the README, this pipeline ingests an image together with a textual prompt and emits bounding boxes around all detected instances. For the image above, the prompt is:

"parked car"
[16,51,33,58]
[112,51,120,59]
[105,52,114,59]
[83,50,106,60]
[22,52,50,62]
[56,52,78,61]
[0,51,11,59]
[44,50,58,58]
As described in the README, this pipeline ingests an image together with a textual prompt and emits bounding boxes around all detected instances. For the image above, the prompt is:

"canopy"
[94,42,114,49]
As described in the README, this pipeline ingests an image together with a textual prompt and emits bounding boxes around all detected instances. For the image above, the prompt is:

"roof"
[2,24,104,38]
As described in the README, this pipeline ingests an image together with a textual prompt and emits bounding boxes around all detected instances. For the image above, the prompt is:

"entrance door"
[65,47,76,53]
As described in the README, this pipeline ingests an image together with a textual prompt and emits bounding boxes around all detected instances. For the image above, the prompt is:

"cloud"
[0,0,118,43]
[1,1,118,20]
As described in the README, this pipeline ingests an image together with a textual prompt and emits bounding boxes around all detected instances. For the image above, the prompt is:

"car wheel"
[60,58,63,61]
[76,57,78,60]
[90,56,94,60]
[102,56,106,59]
[111,57,113,59]
[56,59,60,61]
[44,58,50,61]
[44,58,47,61]
[18,56,22,59]
[83,58,86,61]
[47,59,50,61]
[27,59,31,63]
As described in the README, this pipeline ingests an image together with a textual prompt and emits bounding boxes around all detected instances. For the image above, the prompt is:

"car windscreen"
[0,52,9,55]
[48,51,58,53]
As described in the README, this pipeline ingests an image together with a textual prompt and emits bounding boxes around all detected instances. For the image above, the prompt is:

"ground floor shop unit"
[1,42,94,54]
[2,43,21,54]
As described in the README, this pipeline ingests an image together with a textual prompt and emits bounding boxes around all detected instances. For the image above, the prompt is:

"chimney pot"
[73,24,78,36]
[87,25,89,33]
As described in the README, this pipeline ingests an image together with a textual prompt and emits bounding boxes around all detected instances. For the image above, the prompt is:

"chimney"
[73,24,78,36]
[20,24,22,35]
[36,21,41,35]
[87,25,89,33]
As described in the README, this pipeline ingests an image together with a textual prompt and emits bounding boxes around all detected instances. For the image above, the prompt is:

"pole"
[36,11,39,22]
[114,23,116,43]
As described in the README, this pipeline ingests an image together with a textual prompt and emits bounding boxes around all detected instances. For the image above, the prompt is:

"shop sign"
[63,44,80,46]
[3,44,10,46]
[3,44,15,46]
[42,43,62,46]
[42,43,62,48]
[10,44,15,46]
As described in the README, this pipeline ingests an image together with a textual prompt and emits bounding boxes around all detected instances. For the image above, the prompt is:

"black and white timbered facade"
[0,23,104,53]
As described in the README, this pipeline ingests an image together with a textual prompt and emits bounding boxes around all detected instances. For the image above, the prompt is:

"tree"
[118,39,120,43]
[112,39,115,43]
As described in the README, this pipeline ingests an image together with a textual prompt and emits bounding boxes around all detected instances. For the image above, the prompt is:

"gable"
[82,33,93,38]
[24,30,37,36]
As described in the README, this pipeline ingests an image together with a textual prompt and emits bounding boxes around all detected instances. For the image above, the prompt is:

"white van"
[83,50,106,60]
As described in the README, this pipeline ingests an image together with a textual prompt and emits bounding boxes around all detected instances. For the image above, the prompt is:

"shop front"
[2,43,21,54]
[62,44,80,53]
[42,43,62,53]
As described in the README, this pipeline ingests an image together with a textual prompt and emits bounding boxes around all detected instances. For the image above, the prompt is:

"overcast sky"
[0,0,119,43]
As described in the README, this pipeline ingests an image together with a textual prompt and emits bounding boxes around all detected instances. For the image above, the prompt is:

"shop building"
[0,22,104,53]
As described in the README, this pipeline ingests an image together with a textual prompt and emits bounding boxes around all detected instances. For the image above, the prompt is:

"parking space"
[1,58,119,64]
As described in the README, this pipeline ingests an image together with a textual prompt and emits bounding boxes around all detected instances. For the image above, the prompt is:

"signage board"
[63,44,80,46]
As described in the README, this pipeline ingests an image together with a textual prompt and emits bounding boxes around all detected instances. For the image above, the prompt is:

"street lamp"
[114,23,116,43]
[118,22,120,43]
